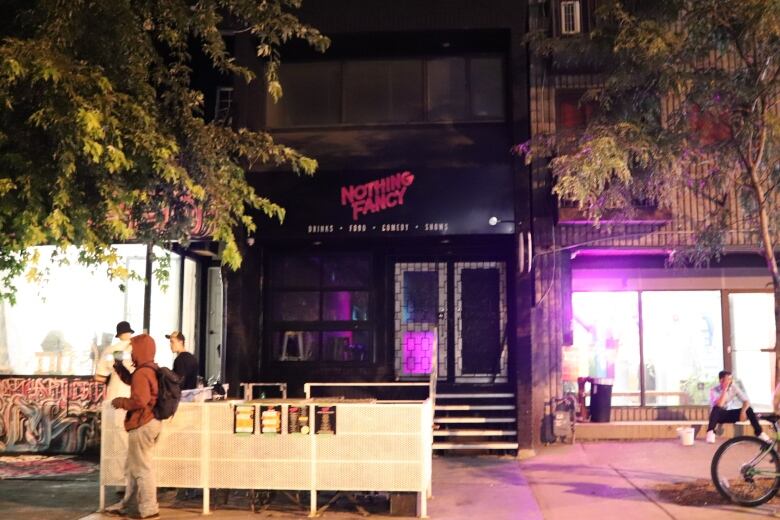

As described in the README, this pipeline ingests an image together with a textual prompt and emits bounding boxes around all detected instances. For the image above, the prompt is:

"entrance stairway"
[433,384,518,453]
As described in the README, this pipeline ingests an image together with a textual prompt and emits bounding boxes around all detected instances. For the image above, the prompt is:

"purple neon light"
[403,331,435,374]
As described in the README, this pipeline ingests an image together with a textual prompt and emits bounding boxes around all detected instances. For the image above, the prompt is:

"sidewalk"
[76,456,539,520]
[3,440,780,519]
[520,439,780,519]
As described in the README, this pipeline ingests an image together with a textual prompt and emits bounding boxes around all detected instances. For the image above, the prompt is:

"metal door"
[394,262,447,380]
[454,261,507,383]
[205,267,224,383]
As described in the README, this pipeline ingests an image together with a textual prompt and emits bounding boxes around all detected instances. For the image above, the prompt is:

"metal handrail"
[241,382,288,400]
[303,382,430,399]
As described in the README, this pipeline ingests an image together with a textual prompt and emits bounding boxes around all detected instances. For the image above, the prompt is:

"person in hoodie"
[104,334,161,520]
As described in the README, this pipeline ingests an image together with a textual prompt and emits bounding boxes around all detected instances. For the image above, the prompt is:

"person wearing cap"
[95,321,135,401]
[167,331,199,390]
[104,334,162,520]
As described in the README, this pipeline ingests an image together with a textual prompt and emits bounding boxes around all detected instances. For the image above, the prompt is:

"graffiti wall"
[0,375,104,453]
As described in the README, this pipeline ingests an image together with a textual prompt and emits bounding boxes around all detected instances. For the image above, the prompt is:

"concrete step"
[434,429,517,437]
[434,416,515,424]
[435,404,515,411]
[433,442,519,450]
[436,393,515,399]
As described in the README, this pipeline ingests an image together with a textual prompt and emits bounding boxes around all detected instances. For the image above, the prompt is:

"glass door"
[729,292,775,411]
[394,262,447,380]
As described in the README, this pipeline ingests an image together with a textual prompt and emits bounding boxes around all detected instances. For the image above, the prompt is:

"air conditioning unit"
[560,0,582,35]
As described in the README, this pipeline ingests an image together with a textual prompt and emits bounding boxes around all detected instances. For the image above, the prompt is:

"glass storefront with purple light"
[566,268,776,410]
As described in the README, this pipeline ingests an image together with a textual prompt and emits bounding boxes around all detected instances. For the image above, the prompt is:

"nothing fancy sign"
[340,171,415,221]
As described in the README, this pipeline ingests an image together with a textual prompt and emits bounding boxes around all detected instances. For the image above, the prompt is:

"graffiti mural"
[0,375,104,453]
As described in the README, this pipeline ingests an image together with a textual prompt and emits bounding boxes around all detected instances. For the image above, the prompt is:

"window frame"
[560,1,582,35]
[214,86,234,123]
[265,54,506,129]
[566,287,776,408]
[266,253,375,364]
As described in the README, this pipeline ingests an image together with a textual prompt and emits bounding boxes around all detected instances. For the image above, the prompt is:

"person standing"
[105,334,162,520]
[94,321,134,400]
[167,331,198,390]
[95,322,134,498]
[706,370,770,444]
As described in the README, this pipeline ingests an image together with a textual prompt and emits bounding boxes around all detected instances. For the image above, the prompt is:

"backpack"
[141,365,182,420]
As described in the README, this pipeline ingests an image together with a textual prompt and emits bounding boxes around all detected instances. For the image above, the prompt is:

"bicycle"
[711,413,780,506]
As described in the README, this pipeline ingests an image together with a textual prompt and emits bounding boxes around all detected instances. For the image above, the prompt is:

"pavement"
[2,440,780,519]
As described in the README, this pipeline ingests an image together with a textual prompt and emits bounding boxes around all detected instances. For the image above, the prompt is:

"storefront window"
[149,247,182,369]
[1,245,147,375]
[641,291,722,406]
[568,292,641,405]
[729,293,775,410]
[269,254,373,362]
[568,266,778,409]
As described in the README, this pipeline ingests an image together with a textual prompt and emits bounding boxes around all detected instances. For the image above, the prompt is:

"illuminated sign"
[256,166,515,237]
[340,171,415,221]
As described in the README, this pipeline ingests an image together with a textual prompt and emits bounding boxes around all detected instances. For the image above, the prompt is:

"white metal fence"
[100,398,433,516]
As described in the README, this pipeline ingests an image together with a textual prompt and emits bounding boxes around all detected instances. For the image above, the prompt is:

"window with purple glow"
[569,292,640,406]
[269,254,373,362]
[641,291,722,406]
[568,288,730,407]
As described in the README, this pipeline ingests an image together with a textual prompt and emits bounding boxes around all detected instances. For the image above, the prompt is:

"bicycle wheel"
[711,436,780,506]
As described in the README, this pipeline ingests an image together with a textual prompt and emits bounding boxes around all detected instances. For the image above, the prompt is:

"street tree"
[0,0,328,300]
[519,1,780,380]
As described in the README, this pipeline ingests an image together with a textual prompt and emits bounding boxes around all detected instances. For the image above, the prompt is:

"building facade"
[221,0,534,450]
[528,0,777,436]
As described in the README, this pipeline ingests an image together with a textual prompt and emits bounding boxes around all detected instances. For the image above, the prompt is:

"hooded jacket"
[113,334,159,431]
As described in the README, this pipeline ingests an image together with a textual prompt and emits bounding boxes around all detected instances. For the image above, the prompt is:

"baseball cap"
[165,331,185,343]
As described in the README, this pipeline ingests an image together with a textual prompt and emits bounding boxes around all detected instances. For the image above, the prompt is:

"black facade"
[223,1,533,448]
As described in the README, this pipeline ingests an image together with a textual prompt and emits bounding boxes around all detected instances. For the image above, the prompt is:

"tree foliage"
[520,0,780,369]
[0,0,328,300]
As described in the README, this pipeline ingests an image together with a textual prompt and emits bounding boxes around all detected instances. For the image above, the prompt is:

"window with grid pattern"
[266,55,505,128]
[561,1,582,35]
[268,254,373,362]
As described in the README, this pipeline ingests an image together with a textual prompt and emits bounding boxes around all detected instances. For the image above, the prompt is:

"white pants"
[121,419,162,517]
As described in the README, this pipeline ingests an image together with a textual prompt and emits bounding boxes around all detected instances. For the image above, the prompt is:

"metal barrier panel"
[206,402,312,489]
[100,399,431,516]
[314,403,424,492]
[101,403,205,488]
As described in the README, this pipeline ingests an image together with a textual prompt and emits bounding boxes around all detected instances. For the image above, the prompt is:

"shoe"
[103,503,128,517]
[127,513,160,519]
[706,430,716,444]
[759,432,771,443]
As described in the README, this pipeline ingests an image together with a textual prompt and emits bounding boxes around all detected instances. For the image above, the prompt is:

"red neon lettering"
[340,171,414,221]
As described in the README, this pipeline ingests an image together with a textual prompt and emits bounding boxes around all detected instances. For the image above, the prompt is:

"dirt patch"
[654,479,734,507]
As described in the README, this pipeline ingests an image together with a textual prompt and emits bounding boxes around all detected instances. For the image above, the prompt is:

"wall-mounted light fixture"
[488,217,533,274]
[488,216,514,227]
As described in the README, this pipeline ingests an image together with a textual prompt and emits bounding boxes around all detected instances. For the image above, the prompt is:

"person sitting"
[706,370,769,444]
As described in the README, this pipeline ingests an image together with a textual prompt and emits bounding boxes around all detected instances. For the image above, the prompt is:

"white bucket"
[677,427,695,446]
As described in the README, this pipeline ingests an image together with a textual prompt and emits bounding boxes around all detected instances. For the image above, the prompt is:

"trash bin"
[590,380,613,423]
